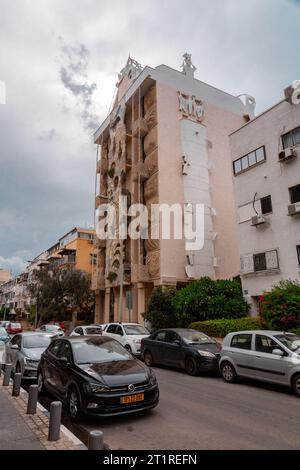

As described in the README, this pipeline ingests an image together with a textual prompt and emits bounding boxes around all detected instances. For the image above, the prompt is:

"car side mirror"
[59,357,69,364]
[10,344,19,350]
[272,348,284,357]
[174,339,181,346]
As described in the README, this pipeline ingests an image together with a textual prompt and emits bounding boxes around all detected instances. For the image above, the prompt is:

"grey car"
[220,330,300,397]
[4,332,53,379]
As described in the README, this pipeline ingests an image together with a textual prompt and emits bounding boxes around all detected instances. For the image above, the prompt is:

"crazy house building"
[92,54,256,324]
[230,81,300,315]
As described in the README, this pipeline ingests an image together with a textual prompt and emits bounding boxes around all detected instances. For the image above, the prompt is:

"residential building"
[0,269,11,285]
[230,82,300,315]
[92,54,255,324]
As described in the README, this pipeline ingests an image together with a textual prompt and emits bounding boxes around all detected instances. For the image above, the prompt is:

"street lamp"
[97,194,124,323]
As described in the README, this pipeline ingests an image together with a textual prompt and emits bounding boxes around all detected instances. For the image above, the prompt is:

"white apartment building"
[230,82,300,315]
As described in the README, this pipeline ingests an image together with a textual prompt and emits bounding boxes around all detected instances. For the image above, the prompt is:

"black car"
[141,329,221,376]
[37,336,159,421]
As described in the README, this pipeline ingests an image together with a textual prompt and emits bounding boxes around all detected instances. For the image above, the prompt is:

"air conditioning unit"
[288,202,300,216]
[278,148,297,162]
[251,215,266,226]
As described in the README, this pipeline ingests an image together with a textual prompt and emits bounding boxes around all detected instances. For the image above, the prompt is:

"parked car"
[219,330,300,397]
[37,336,159,420]
[141,328,221,375]
[6,322,22,335]
[0,321,10,329]
[4,332,53,379]
[70,325,103,336]
[0,326,10,343]
[37,324,64,336]
[103,323,150,355]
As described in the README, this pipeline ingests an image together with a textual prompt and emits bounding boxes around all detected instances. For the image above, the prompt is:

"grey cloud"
[59,39,98,131]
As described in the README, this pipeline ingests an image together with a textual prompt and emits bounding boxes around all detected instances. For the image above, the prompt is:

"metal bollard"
[88,430,104,450]
[27,384,38,414]
[2,364,12,386]
[12,373,22,397]
[48,401,62,442]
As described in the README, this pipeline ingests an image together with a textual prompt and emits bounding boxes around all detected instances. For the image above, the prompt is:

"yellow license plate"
[121,393,144,404]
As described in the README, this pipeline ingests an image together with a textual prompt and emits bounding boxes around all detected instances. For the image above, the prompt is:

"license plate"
[121,393,144,404]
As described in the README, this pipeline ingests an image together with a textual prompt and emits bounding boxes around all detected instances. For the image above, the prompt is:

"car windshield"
[72,338,131,364]
[0,327,8,336]
[23,335,51,349]
[45,325,61,332]
[123,325,149,335]
[11,323,21,328]
[179,330,215,345]
[85,327,102,335]
[275,334,300,352]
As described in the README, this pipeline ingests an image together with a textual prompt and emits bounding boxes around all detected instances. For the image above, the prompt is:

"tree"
[28,268,95,325]
[260,280,300,331]
[173,277,249,327]
[143,287,177,331]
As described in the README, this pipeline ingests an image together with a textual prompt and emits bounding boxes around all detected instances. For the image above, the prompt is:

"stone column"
[137,283,146,325]
[104,288,110,323]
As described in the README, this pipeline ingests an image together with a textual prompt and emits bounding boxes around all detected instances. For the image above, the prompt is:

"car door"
[162,331,184,367]
[148,330,167,364]
[55,341,73,398]
[104,324,118,341]
[43,340,62,390]
[228,333,255,377]
[114,325,126,347]
[252,334,290,384]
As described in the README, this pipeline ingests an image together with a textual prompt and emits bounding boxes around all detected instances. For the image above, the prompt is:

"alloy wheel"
[222,363,236,383]
[69,390,79,419]
[185,357,198,376]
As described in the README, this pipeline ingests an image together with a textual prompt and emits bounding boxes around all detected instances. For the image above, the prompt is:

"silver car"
[4,332,53,379]
[220,330,300,397]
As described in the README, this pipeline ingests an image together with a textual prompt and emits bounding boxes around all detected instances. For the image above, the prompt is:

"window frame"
[282,125,300,149]
[289,184,300,204]
[260,195,273,215]
[233,146,266,176]
[297,245,300,265]
[230,334,253,350]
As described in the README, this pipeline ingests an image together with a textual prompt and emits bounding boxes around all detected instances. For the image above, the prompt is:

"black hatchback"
[141,329,221,376]
[38,336,159,420]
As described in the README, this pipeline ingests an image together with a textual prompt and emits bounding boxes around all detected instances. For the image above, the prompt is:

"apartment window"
[297,246,300,265]
[260,195,273,215]
[233,146,266,175]
[290,184,300,204]
[282,126,300,149]
[254,253,267,272]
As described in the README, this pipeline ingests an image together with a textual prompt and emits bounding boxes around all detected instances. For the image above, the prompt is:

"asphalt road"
[37,366,300,450]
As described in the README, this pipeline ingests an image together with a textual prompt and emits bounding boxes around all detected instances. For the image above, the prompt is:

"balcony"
[48,254,76,270]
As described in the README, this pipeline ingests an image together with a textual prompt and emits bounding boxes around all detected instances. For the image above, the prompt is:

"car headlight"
[84,382,110,394]
[148,370,157,386]
[24,357,39,366]
[198,350,216,358]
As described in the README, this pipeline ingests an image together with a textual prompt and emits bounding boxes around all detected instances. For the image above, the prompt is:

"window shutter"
[266,250,279,270]
[240,254,254,274]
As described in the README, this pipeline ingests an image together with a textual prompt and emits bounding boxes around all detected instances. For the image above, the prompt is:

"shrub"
[143,287,177,331]
[260,280,300,330]
[173,277,249,327]
[191,317,263,338]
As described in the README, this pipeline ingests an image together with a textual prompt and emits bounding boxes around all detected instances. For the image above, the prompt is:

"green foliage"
[191,317,262,338]
[29,268,95,324]
[143,287,177,331]
[260,280,300,330]
[173,277,249,327]
[25,304,36,325]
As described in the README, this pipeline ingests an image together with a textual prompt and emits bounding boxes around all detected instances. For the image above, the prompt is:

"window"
[57,342,72,363]
[233,146,266,175]
[297,246,300,265]
[75,327,83,336]
[11,335,21,348]
[48,341,61,357]
[231,334,252,350]
[115,325,123,336]
[165,331,180,344]
[154,331,166,342]
[260,195,273,215]
[254,253,267,272]
[255,335,282,354]
[282,126,300,149]
[290,184,300,204]
[106,324,117,334]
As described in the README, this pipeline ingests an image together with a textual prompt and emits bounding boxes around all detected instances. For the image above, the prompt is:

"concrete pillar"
[137,283,146,325]
[104,288,110,323]
[94,291,104,324]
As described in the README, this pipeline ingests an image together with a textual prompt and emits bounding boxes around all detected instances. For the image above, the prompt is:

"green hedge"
[191,317,263,338]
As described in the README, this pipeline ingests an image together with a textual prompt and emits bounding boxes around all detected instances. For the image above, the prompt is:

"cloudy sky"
[0,0,299,275]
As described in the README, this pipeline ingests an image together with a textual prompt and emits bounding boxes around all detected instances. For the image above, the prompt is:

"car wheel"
[221,361,237,383]
[68,387,82,422]
[292,373,300,398]
[144,350,154,367]
[185,356,199,376]
[37,370,46,394]
[125,345,132,354]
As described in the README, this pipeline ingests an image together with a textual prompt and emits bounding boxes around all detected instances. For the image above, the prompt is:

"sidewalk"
[0,383,85,450]
[0,386,44,450]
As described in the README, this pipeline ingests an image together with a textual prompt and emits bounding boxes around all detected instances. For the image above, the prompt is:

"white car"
[103,323,150,355]
[37,325,64,336]
[70,325,103,336]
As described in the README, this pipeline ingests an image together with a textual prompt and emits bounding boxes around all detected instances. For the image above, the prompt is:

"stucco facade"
[93,56,252,323]
[230,90,300,315]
